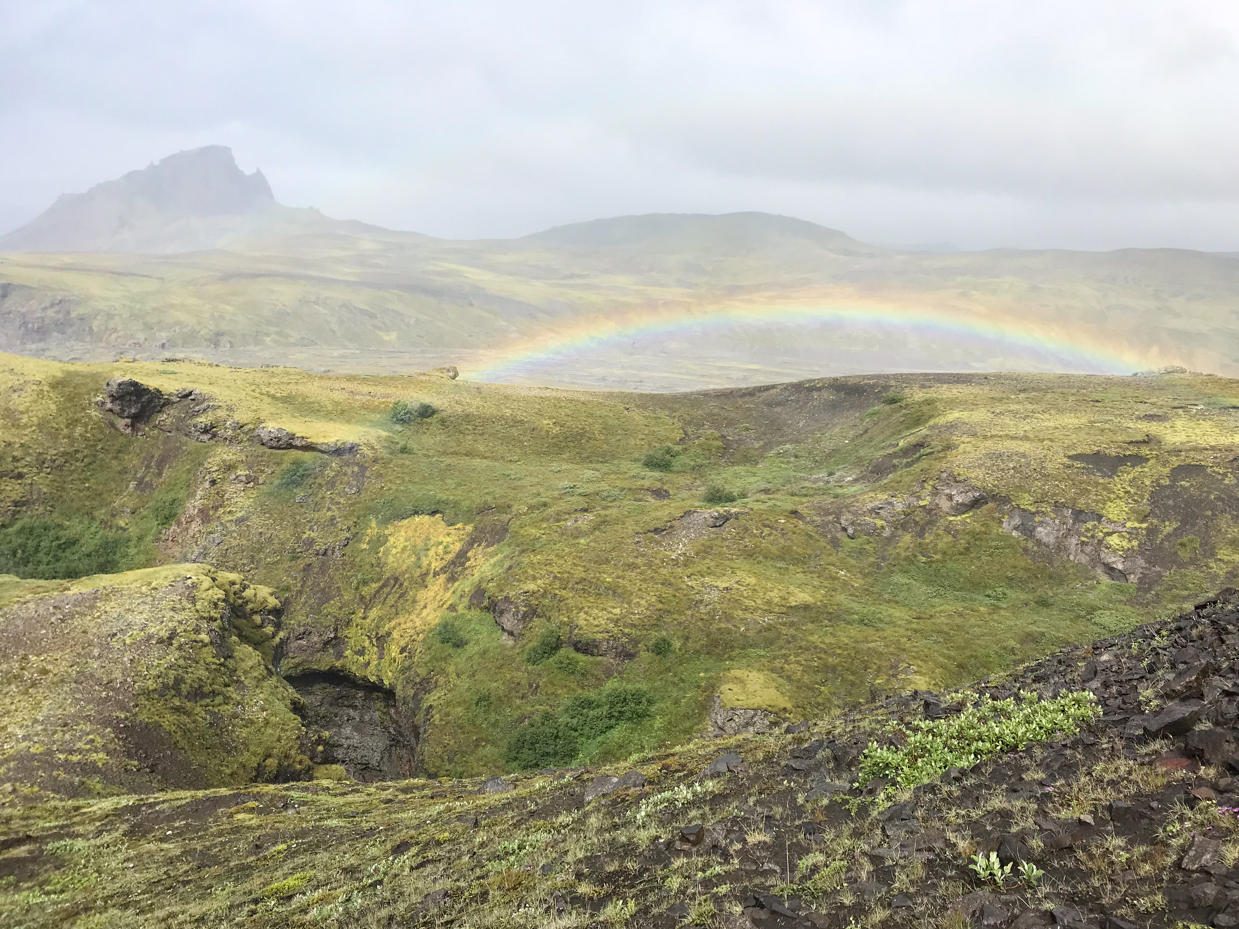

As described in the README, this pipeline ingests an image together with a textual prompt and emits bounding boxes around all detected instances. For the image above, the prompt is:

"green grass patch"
[0,517,126,580]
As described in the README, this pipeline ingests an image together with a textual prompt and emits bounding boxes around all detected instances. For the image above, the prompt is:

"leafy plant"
[882,391,907,405]
[641,445,680,472]
[856,690,1098,795]
[701,485,737,505]
[1018,861,1045,886]
[969,851,1012,887]
[391,400,437,424]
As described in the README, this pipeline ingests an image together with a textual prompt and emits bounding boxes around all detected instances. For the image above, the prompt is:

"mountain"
[0,146,346,254]
[5,147,1239,387]
[3,353,1239,925]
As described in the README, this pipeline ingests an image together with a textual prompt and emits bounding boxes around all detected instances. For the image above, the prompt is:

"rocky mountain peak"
[96,145,274,216]
[0,145,283,254]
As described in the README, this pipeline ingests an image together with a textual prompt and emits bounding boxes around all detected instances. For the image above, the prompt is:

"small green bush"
[642,446,680,472]
[505,683,656,770]
[649,634,674,657]
[273,457,316,492]
[548,649,590,675]
[0,518,126,580]
[433,617,468,648]
[701,485,737,505]
[391,400,437,425]
[505,712,579,769]
[147,490,185,531]
[856,690,1098,796]
[882,391,907,405]
[525,628,562,665]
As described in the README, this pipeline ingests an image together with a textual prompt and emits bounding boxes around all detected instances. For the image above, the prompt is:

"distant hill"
[522,211,882,256]
[0,146,352,254]
[5,146,1239,386]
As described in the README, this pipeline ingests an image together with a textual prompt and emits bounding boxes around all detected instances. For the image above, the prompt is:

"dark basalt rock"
[254,425,359,456]
[286,671,416,781]
[99,377,166,432]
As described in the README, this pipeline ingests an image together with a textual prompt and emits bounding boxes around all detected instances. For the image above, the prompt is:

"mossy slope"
[0,565,308,798]
[4,353,1239,779]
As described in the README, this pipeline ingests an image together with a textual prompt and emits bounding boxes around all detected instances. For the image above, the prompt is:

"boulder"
[1147,700,1205,737]
[477,776,510,795]
[1185,727,1238,766]
[99,377,166,431]
[583,770,647,803]
[701,753,745,778]
[1181,835,1226,873]
[934,471,989,515]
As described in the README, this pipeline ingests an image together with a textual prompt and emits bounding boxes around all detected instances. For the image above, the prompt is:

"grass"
[2,352,1239,778]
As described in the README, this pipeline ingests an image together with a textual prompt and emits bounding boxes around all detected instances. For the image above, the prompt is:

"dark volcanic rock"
[1147,700,1205,737]
[99,377,165,431]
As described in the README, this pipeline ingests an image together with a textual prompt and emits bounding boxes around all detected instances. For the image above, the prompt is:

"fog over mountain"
[0,146,351,254]
[2,145,1239,389]
[4,3,1239,250]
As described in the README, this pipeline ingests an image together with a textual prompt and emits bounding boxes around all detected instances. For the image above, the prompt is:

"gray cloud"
[3,0,1239,249]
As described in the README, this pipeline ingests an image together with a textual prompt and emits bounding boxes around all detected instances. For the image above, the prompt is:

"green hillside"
[4,214,1239,388]
[2,353,1239,796]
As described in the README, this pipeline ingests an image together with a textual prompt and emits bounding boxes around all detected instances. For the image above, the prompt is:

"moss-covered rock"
[0,565,309,797]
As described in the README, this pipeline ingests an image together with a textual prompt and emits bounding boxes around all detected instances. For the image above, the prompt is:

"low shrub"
[649,634,674,657]
[505,683,656,769]
[0,517,126,580]
[642,446,680,472]
[273,457,316,492]
[433,617,468,648]
[701,485,737,505]
[391,400,437,425]
[856,690,1098,795]
[524,627,562,665]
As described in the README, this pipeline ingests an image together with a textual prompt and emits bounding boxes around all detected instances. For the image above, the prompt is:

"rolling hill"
[3,355,1239,925]
[3,149,1239,388]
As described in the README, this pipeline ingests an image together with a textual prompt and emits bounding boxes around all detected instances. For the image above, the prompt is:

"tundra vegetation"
[4,354,1239,924]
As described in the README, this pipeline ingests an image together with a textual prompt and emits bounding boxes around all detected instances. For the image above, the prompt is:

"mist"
[4,1,1239,249]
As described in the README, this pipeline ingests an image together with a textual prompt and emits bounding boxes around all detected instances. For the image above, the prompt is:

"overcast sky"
[3,1,1239,249]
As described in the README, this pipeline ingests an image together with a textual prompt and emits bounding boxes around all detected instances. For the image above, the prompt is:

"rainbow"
[466,300,1154,384]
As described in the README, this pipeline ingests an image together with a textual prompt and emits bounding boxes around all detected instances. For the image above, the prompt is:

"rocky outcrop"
[286,671,417,781]
[98,377,166,433]
[489,596,536,640]
[708,696,776,736]
[254,425,358,456]
[0,566,310,797]
[933,470,988,515]
[1003,505,1147,582]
